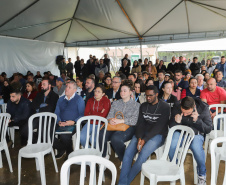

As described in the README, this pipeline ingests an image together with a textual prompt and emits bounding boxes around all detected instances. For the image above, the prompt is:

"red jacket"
[23,91,38,101]
[84,96,111,124]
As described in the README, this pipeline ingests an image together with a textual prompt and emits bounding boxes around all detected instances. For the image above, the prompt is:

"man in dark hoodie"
[169,97,212,185]
[118,85,170,185]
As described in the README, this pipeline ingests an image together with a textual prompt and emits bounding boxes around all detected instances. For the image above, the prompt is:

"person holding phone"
[168,97,212,185]
[118,85,170,185]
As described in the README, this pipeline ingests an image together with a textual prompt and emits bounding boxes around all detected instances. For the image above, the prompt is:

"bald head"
[207,78,216,92]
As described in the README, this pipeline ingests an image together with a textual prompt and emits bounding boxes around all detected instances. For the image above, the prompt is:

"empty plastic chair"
[18,112,58,185]
[210,137,226,185]
[60,155,117,185]
[0,113,13,172]
[140,125,195,185]
[205,104,226,162]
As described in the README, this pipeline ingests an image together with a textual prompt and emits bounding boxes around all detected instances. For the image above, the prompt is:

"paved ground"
[0,131,225,185]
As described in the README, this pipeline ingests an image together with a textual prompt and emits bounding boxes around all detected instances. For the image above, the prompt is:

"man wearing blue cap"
[53,77,66,96]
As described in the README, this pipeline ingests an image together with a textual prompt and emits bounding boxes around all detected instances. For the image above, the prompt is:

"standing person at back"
[103,54,110,72]
[190,57,201,76]
[119,60,130,77]
[178,56,186,74]
[216,56,226,80]
[167,56,180,74]
[121,54,131,67]
[74,56,81,77]
[65,58,73,79]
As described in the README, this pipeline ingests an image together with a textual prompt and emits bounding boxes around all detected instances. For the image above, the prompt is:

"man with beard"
[118,85,170,185]
[23,78,59,143]
[81,77,95,104]
[7,89,31,146]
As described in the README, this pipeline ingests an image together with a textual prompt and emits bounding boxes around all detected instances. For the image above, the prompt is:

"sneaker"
[198,176,206,185]
[55,150,66,160]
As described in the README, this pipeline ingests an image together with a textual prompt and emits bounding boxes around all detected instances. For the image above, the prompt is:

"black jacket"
[119,66,130,77]
[178,62,186,74]
[31,90,59,114]
[103,58,110,72]
[177,79,189,90]
[106,88,121,101]
[7,96,31,123]
[135,100,170,142]
[190,62,201,76]
[159,94,178,109]
[78,64,88,79]
[167,62,180,74]
[2,85,12,103]
[65,62,73,73]
[121,58,131,67]
[156,65,167,73]
[81,89,94,105]
[169,98,212,135]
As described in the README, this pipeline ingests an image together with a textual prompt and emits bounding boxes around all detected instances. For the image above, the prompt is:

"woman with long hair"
[23,82,38,101]
[133,79,146,104]
[181,77,201,99]
[168,78,181,100]
[99,80,140,161]
[156,60,166,73]
[80,85,111,147]
[145,61,157,79]
[131,60,141,73]
[206,59,215,75]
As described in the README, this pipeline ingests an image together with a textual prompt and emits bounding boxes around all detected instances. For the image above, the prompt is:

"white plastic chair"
[0,113,13,172]
[140,125,195,185]
[210,137,226,185]
[60,155,117,185]
[68,116,108,183]
[205,104,226,162]
[18,112,58,185]
[1,103,7,113]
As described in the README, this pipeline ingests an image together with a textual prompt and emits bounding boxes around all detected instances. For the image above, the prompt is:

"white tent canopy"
[1,0,226,47]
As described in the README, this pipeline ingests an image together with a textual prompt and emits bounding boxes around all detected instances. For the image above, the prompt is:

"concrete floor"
[0,132,225,185]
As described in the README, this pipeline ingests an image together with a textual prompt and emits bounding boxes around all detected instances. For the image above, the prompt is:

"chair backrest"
[209,104,226,130]
[27,112,57,145]
[210,137,226,185]
[75,116,108,153]
[60,155,117,185]
[213,114,226,138]
[0,113,10,143]
[1,103,7,113]
[161,125,195,169]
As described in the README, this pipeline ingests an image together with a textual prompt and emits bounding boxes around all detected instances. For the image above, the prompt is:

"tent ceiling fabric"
[1,0,226,47]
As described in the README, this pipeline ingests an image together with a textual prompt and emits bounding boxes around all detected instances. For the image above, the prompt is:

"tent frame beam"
[34,19,71,39]
[64,0,81,43]
[189,0,226,12]
[115,0,142,40]
[142,0,183,37]
[0,0,40,28]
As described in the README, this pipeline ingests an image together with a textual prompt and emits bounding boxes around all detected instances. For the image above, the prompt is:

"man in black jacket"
[190,57,201,76]
[103,54,110,72]
[178,56,186,74]
[105,76,121,102]
[121,54,131,67]
[119,60,130,77]
[65,58,73,79]
[175,70,189,90]
[167,56,180,74]
[169,97,212,185]
[118,85,170,185]
[7,89,31,145]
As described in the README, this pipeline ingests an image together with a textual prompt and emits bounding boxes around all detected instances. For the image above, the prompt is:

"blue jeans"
[169,131,206,176]
[0,99,4,113]
[118,135,164,185]
[80,123,98,148]
[210,109,222,130]
[99,126,136,161]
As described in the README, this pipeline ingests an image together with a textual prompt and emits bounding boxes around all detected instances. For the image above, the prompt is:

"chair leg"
[150,174,157,185]
[35,158,40,171]
[192,155,198,184]
[170,181,176,185]
[140,172,145,185]
[223,163,226,185]
[37,156,46,185]
[9,128,15,148]
[51,149,58,173]
[72,133,76,150]
[4,146,13,172]
[204,135,210,162]
[0,151,2,168]
[215,154,221,183]
[18,154,22,185]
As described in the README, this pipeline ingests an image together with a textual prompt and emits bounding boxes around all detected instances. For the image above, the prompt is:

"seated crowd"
[1,54,226,185]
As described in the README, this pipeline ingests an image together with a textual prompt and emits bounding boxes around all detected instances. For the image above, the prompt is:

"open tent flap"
[0,36,63,77]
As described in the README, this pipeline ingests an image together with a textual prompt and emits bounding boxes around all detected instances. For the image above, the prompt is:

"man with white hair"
[121,54,131,67]
[119,59,130,77]
[196,74,206,90]
[54,81,85,159]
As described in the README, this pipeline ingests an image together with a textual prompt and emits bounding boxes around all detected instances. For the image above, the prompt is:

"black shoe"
[55,150,66,160]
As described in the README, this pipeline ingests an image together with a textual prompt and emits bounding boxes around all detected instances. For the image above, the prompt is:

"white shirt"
[64,92,76,101]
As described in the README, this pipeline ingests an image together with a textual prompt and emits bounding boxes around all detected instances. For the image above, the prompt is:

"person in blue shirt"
[216,56,226,80]
[174,70,189,90]
[215,71,226,89]
[53,80,85,159]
